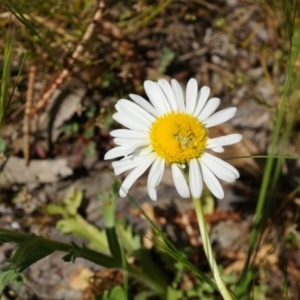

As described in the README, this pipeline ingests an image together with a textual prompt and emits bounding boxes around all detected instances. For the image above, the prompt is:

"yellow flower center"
[150,112,208,164]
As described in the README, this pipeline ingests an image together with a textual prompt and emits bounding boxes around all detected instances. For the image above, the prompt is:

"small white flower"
[105,78,242,200]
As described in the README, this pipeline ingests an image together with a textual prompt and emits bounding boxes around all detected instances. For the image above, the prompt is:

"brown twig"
[23,65,36,165]
[30,0,105,116]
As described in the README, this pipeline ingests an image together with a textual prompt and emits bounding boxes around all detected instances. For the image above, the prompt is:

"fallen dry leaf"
[69,267,94,291]
[0,156,73,184]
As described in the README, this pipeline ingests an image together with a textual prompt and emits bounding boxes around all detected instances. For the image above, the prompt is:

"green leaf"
[102,285,126,300]
[46,203,68,216]
[133,290,159,300]
[0,136,6,152]
[6,234,54,272]
[108,285,126,300]
[65,189,83,215]
[61,252,79,263]
[56,217,109,253]
[158,48,175,74]
[0,267,24,297]
[166,287,183,300]
[47,189,109,253]
[46,189,83,217]
[116,220,141,253]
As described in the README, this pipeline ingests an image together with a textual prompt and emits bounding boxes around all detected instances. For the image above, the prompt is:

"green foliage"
[0,28,13,127]
[118,0,172,33]
[129,197,218,291]
[0,25,25,129]
[99,285,126,300]
[63,122,80,135]
[0,267,24,297]
[133,291,160,300]
[6,234,53,272]
[280,0,297,44]
[84,140,97,157]
[158,48,175,74]
[237,2,300,298]
[0,234,56,296]
[0,136,6,153]
[47,189,109,253]
[116,220,141,253]
[5,0,61,66]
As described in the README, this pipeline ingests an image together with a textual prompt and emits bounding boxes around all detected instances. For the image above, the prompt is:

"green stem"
[100,192,123,264]
[0,227,166,295]
[0,227,117,268]
[192,198,234,300]
[127,264,166,295]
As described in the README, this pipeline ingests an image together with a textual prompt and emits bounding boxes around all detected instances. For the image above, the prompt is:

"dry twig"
[30,0,105,116]
[23,65,36,165]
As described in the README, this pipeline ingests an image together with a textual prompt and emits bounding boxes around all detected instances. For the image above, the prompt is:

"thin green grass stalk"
[192,197,235,300]
[0,30,13,127]
[123,268,128,300]
[237,1,300,297]
[128,195,218,291]
[5,0,61,67]
[268,26,300,208]
[280,0,297,44]
[119,0,172,33]
[267,0,299,210]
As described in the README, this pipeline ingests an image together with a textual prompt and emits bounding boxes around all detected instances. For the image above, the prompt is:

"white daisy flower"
[105,78,242,201]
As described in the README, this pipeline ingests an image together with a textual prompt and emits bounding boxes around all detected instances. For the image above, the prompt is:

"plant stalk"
[192,197,234,300]
[0,227,166,295]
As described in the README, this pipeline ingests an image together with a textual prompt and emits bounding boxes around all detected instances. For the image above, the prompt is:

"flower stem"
[192,197,234,300]
[0,227,166,295]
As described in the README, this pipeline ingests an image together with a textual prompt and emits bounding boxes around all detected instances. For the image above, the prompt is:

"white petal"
[202,152,239,178]
[158,79,178,111]
[171,164,190,198]
[113,154,147,175]
[114,138,149,146]
[185,78,198,114]
[116,99,155,124]
[204,107,237,128]
[154,82,172,112]
[171,79,185,111]
[200,162,224,199]
[144,80,169,115]
[148,188,157,201]
[119,154,156,197]
[194,86,210,117]
[112,147,153,175]
[147,157,165,188]
[110,129,148,139]
[129,94,159,117]
[147,157,165,200]
[105,146,129,160]
[207,134,243,149]
[124,144,146,157]
[189,158,203,199]
[211,146,224,153]
[201,155,237,182]
[113,112,149,132]
[198,97,221,121]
